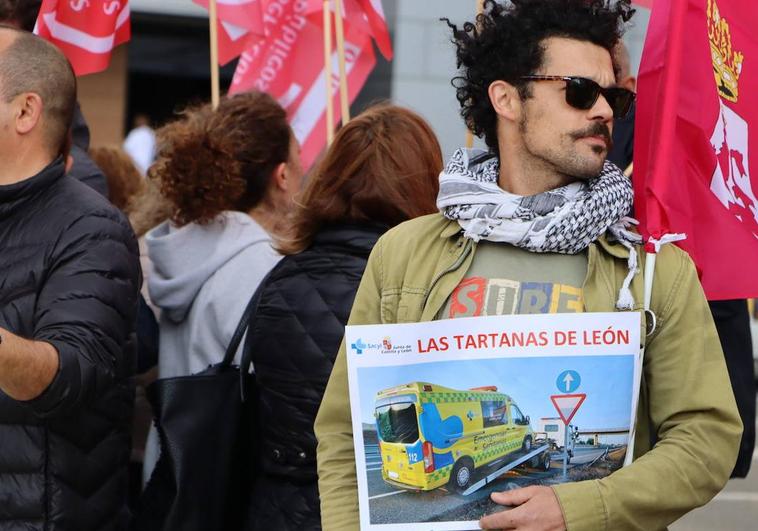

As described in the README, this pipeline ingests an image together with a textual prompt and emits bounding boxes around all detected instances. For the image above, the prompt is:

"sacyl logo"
[351,338,367,354]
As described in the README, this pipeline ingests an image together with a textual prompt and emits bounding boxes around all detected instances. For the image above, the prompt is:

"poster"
[346,312,642,530]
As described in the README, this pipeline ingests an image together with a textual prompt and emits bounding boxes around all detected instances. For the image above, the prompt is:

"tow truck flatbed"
[462,444,550,496]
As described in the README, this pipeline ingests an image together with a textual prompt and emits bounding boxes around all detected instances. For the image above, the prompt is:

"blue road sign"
[556,370,581,393]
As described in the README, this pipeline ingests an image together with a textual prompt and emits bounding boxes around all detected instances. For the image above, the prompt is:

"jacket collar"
[440,215,640,255]
[439,218,462,239]
[0,158,66,220]
[437,216,636,258]
[312,223,388,253]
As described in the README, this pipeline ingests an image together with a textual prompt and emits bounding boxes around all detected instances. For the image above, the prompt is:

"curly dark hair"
[445,0,635,153]
[149,91,291,226]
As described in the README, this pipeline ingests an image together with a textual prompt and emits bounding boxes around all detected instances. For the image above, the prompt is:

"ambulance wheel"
[450,458,474,493]
[529,450,542,468]
[521,435,533,454]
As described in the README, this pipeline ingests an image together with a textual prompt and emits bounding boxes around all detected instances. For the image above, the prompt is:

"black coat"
[70,104,110,198]
[0,160,141,530]
[242,224,385,531]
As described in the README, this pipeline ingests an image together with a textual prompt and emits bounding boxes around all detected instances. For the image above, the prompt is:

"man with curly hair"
[315,1,742,530]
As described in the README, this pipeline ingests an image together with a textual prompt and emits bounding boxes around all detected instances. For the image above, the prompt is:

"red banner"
[302,0,392,60]
[229,0,375,169]
[194,0,263,30]
[358,0,392,59]
[34,0,130,76]
[634,0,758,299]
[192,0,265,65]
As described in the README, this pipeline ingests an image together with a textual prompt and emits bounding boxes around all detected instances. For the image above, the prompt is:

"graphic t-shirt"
[440,241,588,319]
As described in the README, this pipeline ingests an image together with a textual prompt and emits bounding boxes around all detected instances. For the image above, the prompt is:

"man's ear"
[488,80,522,123]
[15,92,44,136]
[620,75,637,93]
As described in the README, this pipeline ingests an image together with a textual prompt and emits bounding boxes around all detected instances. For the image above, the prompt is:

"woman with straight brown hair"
[240,104,443,530]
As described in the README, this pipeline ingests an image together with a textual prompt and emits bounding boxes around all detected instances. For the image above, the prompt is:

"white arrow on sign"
[562,372,574,392]
[550,393,587,425]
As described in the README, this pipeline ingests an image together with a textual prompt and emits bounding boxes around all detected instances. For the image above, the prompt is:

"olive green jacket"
[315,213,742,531]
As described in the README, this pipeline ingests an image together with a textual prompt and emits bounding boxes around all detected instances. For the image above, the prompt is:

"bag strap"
[221,267,276,367]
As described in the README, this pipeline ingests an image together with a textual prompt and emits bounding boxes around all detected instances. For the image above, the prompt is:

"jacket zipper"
[421,238,474,312]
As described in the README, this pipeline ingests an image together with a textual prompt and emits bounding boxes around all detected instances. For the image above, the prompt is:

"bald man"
[0,28,140,530]
[0,0,110,197]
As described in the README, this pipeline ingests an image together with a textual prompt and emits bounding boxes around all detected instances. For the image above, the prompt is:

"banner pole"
[334,0,350,123]
[323,0,335,145]
[465,0,485,148]
[209,0,220,109]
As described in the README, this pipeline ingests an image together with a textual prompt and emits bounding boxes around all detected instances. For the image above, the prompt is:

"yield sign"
[550,393,586,425]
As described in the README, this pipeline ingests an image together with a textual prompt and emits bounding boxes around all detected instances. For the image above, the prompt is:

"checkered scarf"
[437,148,642,309]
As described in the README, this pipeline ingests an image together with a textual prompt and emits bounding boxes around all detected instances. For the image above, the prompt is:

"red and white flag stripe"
[34,0,130,76]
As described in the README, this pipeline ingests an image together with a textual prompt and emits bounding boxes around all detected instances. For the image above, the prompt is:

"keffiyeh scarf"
[437,148,642,310]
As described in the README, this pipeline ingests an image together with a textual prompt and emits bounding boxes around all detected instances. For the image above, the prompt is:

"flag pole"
[465,0,485,148]
[209,0,220,109]
[323,0,335,145]
[334,0,350,122]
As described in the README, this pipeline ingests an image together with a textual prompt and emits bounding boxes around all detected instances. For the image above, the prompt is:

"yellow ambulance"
[374,382,536,492]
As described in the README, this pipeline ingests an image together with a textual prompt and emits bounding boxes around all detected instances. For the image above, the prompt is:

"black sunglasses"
[521,75,635,119]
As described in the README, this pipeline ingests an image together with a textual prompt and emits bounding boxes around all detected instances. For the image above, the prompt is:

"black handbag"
[134,278,268,531]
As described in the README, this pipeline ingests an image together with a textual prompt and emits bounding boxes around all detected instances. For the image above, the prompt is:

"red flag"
[358,0,392,59]
[230,0,375,169]
[194,0,263,30]
[34,0,130,76]
[192,0,264,65]
[303,0,392,59]
[634,0,758,299]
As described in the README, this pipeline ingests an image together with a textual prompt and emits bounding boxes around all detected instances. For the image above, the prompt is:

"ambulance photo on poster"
[345,312,642,531]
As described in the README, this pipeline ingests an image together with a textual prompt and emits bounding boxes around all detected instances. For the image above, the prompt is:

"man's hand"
[479,486,566,531]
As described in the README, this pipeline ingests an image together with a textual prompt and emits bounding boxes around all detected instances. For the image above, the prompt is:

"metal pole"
[562,423,568,479]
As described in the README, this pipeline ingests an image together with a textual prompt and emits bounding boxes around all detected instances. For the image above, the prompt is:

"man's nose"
[590,92,614,123]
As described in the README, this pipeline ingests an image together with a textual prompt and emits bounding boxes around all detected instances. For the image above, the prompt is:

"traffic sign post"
[563,424,569,478]
[550,393,586,478]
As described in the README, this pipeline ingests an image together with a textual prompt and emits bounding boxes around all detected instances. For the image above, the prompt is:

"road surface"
[364,444,611,525]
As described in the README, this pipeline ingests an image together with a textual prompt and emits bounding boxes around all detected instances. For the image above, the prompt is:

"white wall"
[390,0,486,160]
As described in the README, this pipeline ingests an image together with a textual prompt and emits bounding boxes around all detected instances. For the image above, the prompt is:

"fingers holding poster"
[346,312,641,531]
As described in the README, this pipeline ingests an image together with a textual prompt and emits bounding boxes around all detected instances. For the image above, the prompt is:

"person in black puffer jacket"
[0,30,140,531]
[241,104,444,530]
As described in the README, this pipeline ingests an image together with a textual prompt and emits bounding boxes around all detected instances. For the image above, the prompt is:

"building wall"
[77,45,128,146]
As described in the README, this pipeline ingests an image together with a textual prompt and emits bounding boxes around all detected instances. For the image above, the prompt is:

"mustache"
[571,123,612,148]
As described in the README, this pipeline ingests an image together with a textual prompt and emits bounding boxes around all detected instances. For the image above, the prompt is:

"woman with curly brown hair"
[239,103,442,530]
[142,91,304,480]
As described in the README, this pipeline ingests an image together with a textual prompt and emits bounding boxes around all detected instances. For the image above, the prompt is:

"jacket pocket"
[381,287,427,323]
